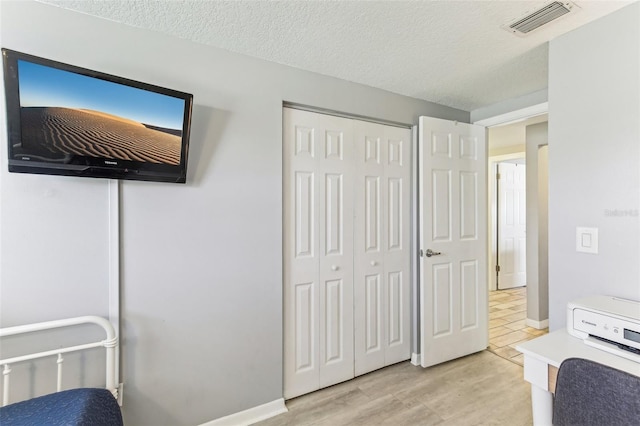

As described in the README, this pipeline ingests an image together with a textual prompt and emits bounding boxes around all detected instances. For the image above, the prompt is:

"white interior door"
[418,116,487,368]
[497,162,526,289]
[353,121,411,376]
[283,108,354,398]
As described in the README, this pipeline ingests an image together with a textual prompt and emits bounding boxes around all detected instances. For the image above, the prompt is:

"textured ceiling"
[40,0,633,112]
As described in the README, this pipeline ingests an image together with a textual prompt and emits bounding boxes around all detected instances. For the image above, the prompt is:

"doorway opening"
[485,115,549,365]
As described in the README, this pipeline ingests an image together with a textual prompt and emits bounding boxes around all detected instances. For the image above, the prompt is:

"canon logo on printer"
[104,160,118,165]
[581,319,597,327]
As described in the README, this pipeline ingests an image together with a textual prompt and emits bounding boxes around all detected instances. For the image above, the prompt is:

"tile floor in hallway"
[488,286,548,366]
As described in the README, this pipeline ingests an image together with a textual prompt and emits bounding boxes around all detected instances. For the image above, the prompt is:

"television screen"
[2,48,193,183]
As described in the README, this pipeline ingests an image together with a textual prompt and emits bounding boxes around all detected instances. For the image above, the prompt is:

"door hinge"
[496,173,501,180]
[496,265,501,273]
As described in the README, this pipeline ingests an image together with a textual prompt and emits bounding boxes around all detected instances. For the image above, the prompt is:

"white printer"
[567,295,640,363]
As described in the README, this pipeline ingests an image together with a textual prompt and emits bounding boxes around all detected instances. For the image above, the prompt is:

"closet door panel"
[284,109,321,398]
[354,122,411,374]
[317,114,355,389]
[354,123,386,375]
[383,126,412,366]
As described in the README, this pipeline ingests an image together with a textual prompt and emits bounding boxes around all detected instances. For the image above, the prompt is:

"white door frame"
[473,102,548,128]
[475,102,548,304]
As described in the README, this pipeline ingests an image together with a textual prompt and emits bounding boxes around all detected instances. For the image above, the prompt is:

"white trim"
[489,152,526,163]
[108,180,120,326]
[473,102,548,128]
[411,125,420,359]
[200,398,288,426]
[411,353,420,366]
[283,102,411,130]
[108,179,121,404]
[526,318,549,329]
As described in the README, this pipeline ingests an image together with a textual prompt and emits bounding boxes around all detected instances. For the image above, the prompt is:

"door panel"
[365,274,382,353]
[294,282,315,371]
[419,116,487,368]
[318,114,354,389]
[354,122,386,375]
[354,121,411,376]
[460,260,479,330]
[284,108,354,398]
[433,263,453,336]
[432,132,451,158]
[324,174,343,255]
[295,172,315,258]
[381,128,411,366]
[365,176,380,252]
[388,271,403,346]
[284,112,321,398]
[323,279,344,363]
[460,171,478,240]
[432,170,452,242]
[388,177,403,250]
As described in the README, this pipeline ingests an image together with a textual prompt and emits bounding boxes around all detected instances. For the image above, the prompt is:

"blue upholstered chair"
[553,357,640,426]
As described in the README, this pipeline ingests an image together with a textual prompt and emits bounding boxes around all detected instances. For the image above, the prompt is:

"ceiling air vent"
[504,1,577,36]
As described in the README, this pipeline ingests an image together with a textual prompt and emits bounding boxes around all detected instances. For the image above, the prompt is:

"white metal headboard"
[0,316,119,407]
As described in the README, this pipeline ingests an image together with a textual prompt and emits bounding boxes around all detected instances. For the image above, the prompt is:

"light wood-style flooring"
[261,288,543,425]
[488,287,548,366]
[257,351,532,426]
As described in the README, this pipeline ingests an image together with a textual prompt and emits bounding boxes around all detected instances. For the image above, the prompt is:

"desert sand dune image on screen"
[19,107,182,165]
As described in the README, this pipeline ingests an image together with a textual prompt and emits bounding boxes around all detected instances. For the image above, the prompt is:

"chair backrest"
[553,357,640,426]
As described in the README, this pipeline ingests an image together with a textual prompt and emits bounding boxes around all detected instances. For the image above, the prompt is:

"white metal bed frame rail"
[0,316,118,407]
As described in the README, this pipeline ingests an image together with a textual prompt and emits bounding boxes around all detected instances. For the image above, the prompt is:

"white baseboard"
[526,318,549,329]
[200,398,287,426]
[411,352,420,366]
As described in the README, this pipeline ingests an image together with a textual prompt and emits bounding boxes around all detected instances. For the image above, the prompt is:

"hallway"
[488,287,548,365]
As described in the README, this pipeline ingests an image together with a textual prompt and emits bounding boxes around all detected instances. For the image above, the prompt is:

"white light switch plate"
[576,227,598,254]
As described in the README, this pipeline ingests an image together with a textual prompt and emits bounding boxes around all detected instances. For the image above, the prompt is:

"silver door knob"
[370,261,377,266]
[331,265,339,271]
[426,249,442,257]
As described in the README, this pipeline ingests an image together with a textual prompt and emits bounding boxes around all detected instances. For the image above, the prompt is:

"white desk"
[516,330,640,426]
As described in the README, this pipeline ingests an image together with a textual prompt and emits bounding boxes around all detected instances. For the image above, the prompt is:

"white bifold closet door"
[283,108,410,399]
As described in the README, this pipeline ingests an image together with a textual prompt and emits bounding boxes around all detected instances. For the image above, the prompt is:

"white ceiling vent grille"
[504,1,577,36]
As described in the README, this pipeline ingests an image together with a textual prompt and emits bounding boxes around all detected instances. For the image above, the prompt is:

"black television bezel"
[2,48,193,183]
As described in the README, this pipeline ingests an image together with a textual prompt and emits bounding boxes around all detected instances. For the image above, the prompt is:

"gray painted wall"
[548,2,640,330]
[525,122,549,324]
[0,2,467,424]
[538,146,549,324]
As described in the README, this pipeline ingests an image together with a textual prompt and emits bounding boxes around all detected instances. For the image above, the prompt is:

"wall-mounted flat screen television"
[2,48,193,183]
